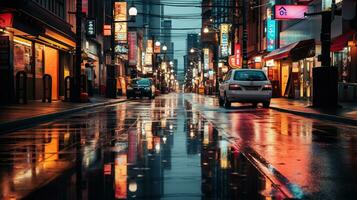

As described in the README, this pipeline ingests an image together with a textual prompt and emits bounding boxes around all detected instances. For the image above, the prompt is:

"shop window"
[13,37,32,77]
[35,44,45,78]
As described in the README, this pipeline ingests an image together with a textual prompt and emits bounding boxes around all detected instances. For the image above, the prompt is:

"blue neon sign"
[267,19,277,52]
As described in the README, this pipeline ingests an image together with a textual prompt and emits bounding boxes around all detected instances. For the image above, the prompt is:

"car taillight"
[229,84,242,90]
[262,84,272,90]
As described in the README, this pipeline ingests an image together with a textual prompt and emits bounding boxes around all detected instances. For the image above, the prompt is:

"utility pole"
[321,11,332,67]
[73,0,82,102]
[241,0,248,69]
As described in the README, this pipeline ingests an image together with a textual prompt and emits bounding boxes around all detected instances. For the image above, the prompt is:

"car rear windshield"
[131,79,151,86]
[234,70,267,81]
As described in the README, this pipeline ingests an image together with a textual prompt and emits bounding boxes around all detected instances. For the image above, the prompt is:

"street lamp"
[162,45,168,52]
[128,5,138,17]
[203,27,209,34]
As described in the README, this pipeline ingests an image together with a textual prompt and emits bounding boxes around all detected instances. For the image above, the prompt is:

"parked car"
[127,78,155,99]
[219,69,272,108]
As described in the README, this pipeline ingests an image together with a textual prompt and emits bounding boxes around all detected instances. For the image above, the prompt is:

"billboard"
[266,19,277,52]
[274,5,308,20]
[114,2,127,43]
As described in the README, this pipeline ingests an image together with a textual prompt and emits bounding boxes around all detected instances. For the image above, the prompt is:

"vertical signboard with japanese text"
[145,40,153,66]
[86,19,96,37]
[235,44,241,67]
[203,48,209,70]
[267,19,277,52]
[114,2,127,43]
[220,24,230,57]
[128,32,137,66]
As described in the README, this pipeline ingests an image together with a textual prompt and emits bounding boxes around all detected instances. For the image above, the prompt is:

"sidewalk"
[270,98,357,125]
[0,96,127,133]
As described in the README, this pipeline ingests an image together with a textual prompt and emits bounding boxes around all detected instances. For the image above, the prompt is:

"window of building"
[13,37,33,77]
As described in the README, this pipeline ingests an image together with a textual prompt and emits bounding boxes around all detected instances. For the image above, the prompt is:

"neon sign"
[274,5,308,20]
[267,19,277,52]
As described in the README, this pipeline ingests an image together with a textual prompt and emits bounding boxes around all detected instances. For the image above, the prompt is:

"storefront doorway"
[281,63,290,97]
[44,46,59,100]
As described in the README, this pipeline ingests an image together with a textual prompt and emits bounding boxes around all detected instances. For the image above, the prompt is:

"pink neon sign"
[274,5,308,20]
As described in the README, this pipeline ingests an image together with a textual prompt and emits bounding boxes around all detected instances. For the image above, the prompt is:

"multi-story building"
[161,20,174,61]
[0,0,78,104]
[185,33,200,92]
[263,0,357,101]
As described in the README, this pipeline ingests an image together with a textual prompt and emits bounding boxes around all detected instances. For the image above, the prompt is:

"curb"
[270,106,357,126]
[0,99,127,133]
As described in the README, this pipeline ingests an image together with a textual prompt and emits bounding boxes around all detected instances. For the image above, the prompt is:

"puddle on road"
[0,100,287,200]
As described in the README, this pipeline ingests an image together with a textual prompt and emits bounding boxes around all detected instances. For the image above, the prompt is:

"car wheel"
[224,94,231,108]
[218,96,224,106]
[263,101,270,108]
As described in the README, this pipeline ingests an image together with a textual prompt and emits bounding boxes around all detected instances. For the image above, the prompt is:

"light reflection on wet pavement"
[0,94,285,200]
[1,93,357,200]
[186,94,357,200]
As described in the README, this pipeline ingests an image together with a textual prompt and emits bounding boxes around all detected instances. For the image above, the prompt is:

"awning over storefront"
[264,39,315,61]
[331,30,356,52]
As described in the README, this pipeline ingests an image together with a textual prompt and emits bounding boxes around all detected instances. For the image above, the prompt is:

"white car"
[219,69,272,108]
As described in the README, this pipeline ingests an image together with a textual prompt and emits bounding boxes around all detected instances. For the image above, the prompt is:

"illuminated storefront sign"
[146,40,153,54]
[266,59,275,67]
[85,19,96,37]
[220,24,230,57]
[82,0,88,15]
[103,25,111,36]
[145,40,153,66]
[234,44,241,67]
[114,2,127,43]
[0,13,13,28]
[145,53,152,66]
[267,19,277,52]
[154,42,161,54]
[128,32,137,66]
[274,5,308,20]
[203,48,209,70]
[115,44,128,54]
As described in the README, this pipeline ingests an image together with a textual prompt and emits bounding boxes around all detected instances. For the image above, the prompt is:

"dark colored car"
[127,78,155,99]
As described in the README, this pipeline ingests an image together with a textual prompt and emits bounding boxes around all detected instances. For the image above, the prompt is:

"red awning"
[264,39,315,61]
[331,30,356,52]
[264,42,298,61]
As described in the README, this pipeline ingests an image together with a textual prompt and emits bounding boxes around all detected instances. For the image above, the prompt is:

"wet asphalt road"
[0,93,357,200]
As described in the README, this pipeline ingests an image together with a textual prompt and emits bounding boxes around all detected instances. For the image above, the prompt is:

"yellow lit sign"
[114,2,127,43]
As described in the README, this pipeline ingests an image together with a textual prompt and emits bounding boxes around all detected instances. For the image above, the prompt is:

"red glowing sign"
[235,44,241,67]
[274,5,308,20]
[103,25,111,36]
[128,31,137,66]
[104,164,111,175]
[0,13,13,28]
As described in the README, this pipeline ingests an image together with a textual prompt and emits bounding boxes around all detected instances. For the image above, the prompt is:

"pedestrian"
[85,63,94,97]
